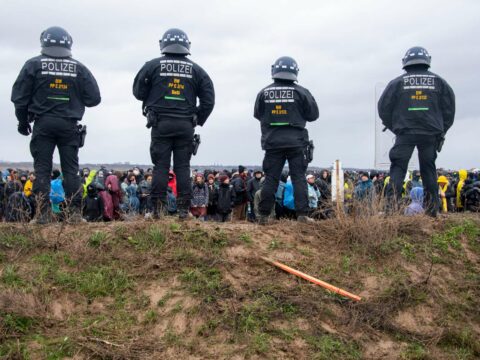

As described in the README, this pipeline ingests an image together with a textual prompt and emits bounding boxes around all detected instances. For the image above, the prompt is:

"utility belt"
[146,110,197,129]
[147,110,201,156]
[28,113,86,148]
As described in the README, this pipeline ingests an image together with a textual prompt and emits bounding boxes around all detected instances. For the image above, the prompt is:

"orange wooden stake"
[261,257,362,302]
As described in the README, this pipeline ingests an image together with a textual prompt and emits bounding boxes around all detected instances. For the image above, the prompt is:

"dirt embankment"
[1,214,479,359]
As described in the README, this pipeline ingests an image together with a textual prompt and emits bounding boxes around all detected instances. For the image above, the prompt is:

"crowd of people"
[0,165,478,224]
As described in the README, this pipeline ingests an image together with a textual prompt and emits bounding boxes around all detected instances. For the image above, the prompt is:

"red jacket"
[168,171,177,196]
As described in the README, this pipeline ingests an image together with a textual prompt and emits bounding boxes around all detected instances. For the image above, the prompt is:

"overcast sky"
[0,0,478,169]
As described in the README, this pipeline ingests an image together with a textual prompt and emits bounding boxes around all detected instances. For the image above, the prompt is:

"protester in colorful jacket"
[405,187,424,216]
[456,169,468,211]
[191,174,209,220]
[438,175,455,213]
[306,174,321,210]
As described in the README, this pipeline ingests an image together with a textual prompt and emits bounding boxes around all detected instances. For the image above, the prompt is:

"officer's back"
[10,26,101,224]
[378,49,455,137]
[133,52,214,137]
[12,31,100,123]
[254,56,319,225]
[254,79,319,150]
[132,28,215,219]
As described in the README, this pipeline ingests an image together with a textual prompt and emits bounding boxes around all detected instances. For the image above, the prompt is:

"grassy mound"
[0,214,479,359]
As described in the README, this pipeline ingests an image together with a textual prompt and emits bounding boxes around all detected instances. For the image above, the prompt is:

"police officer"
[133,28,215,219]
[378,47,455,217]
[254,56,319,224]
[11,26,101,224]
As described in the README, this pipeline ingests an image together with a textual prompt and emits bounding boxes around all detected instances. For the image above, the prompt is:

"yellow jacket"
[24,179,33,197]
[438,176,449,213]
[456,169,467,209]
[82,170,97,198]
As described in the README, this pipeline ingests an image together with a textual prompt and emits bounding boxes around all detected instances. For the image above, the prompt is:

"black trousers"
[259,147,309,216]
[150,123,193,212]
[388,134,439,216]
[30,116,82,214]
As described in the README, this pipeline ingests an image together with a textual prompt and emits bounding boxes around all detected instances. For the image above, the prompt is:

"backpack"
[50,179,65,205]
[5,192,32,222]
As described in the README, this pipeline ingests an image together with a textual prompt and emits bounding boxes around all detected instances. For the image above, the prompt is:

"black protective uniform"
[133,54,214,214]
[11,55,101,215]
[254,79,319,216]
[378,65,455,216]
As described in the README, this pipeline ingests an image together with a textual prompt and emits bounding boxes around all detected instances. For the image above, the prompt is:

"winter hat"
[238,165,246,174]
[219,175,229,183]
[207,173,215,181]
[306,174,315,181]
[437,175,449,184]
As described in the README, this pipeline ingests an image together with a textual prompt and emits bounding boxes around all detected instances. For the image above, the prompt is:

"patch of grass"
[299,247,313,257]
[305,334,361,360]
[1,265,26,287]
[400,242,416,261]
[143,309,158,324]
[170,222,181,232]
[132,294,151,309]
[33,335,75,360]
[236,292,297,335]
[88,231,107,248]
[250,332,270,354]
[341,255,351,274]
[171,301,184,314]
[128,225,166,250]
[180,266,228,303]
[163,328,183,347]
[268,238,282,250]
[400,343,428,359]
[157,292,174,307]
[438,328,480,358]
[379,236,416,261]
[433,220,479,254]
[2,313,35,334]
[54,265,132,299]
[0,340,30,358]
[197,318,221,337]
[239,232,253,245]
[272,327,299,342]
[0,232,30,249]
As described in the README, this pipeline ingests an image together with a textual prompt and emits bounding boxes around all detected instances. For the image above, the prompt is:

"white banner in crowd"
[331,159,344,203]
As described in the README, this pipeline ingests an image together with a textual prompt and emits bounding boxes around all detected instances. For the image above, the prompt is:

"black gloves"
[18,121,32,136]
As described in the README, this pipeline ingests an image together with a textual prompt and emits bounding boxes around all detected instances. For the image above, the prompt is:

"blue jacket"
[354,179,374,201]
[283,180,295,210]
[307,184,320,209]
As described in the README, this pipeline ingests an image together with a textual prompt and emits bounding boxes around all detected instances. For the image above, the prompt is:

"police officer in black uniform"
[254,56,319,224]
[133,28,215,219]
[378,47,455,217]
[11,26,101,223]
